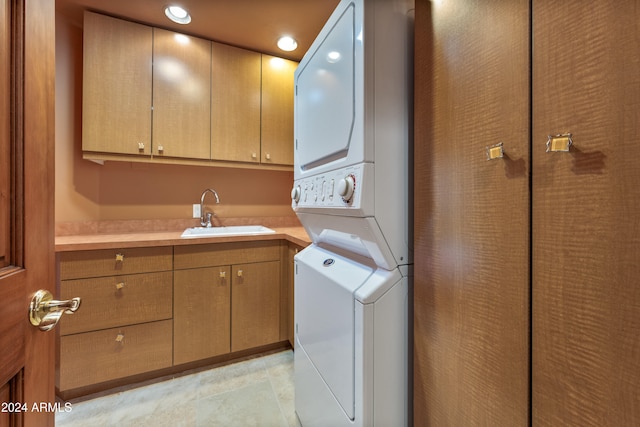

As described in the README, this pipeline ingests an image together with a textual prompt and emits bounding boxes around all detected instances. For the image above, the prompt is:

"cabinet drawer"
[59,246,173,280]
[58,320,173,391]
[174,241,280,269]
[58,271,173,335]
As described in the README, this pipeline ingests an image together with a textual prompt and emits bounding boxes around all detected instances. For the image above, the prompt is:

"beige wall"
[55,14,295,224]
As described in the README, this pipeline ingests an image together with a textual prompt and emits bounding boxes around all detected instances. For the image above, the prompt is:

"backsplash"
[55,216,302,237]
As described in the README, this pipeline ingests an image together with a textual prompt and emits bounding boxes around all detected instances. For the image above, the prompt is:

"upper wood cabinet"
[81,12,296,170]
[82,11,152,156]
[211,42,261,163]
[261,55,297,166]
[153,28,211,160]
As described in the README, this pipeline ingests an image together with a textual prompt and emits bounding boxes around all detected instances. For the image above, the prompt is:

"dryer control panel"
[291,163,373,213]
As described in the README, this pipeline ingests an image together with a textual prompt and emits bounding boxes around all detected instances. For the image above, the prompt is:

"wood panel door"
[231,261,280,352]
[82,11,152,156]
[153,28,211,159]
[0,0,56,425]
[413,0,531,425]
[532,1,640,425]
[261,55,296,166]
[211,42,261,163]
[174,266,231,365]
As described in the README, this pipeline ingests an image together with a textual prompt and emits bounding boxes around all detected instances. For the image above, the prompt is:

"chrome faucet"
[200,188,220,227]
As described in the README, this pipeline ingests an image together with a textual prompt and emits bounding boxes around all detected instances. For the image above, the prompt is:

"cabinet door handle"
[237,269,243,277]
[138,142,145,151]
[115,333,125,343]
[546,133,573,152]
[219,271,226,279]
[116,282,125,290]
[486,142,504,160]
[115,253,125,262]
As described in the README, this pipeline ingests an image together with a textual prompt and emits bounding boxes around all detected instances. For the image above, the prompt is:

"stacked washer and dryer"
[291,0,414,426]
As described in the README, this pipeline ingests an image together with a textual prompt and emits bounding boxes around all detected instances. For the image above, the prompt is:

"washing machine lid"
[294,1,366,177]
[295,245,373,420]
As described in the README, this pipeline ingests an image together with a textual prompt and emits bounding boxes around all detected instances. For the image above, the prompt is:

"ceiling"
[55,0,341,62]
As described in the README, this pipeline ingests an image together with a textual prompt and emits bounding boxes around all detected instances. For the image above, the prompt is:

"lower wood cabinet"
[173,241,282,361]
[57,240,290,398]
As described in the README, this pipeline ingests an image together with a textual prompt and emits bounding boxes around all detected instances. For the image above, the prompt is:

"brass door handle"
[29,290,81,332]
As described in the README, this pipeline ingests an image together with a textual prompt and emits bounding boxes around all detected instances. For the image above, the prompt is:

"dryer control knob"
[291,186,301,203]
[337,175,355,201]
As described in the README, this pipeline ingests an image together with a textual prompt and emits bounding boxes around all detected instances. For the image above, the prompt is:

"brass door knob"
[29,290,81,332]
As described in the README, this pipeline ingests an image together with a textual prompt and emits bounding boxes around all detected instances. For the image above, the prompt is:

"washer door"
[295,245,373,420]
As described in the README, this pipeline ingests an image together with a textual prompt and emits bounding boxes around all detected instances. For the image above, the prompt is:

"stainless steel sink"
[180,225,276,238]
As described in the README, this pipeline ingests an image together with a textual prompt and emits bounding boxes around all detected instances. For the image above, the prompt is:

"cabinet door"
[532,1,640,425]
[174,266,231,365]
[211,42,261,163]
[261,55,297,166]
[413,0,530,425]
[231,261,280,352]
[153,28,211,159]
[82,11,152,156]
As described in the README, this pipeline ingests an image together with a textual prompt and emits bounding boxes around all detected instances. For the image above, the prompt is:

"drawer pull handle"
[116,282,125,290]
[219,271,226,278]
[115,333,124,343]
[115,253,125,262]
[237,269,243,277]
[29,290,82,332]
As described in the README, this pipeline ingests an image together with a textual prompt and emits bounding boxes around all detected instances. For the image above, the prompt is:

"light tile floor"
[56,350,301,427]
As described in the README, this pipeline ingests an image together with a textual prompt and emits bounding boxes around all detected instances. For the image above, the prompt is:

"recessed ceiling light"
[277,36,298,52]
[165,5,191,25]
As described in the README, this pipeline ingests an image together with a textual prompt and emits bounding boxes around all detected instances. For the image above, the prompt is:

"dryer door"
[295,245,373,420]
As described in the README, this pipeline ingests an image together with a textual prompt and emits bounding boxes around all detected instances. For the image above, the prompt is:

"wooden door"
[211,42,261,163]
[532,1,640,425]
[413,0,530,424]
[0,0,56,425]
[82,11,152,156]
[153,28,211,159]
[261,55,296,166]
[231,261,280,352]
[173,267,231,365]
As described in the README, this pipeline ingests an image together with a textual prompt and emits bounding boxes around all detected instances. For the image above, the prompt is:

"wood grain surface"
[532,1,640,425]
[413,0,531,424]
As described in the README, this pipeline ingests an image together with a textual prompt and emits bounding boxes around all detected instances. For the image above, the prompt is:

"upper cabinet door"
[153,29,211,159]
[261,55,297,166]
[82,11,152,156]
[211,42,261,163]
